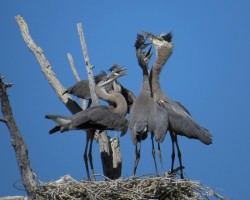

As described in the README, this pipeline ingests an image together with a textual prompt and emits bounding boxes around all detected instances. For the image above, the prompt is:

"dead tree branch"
[77,23,122,179]
[15,15,82,115]
[15,15,121,180]
[0,76,36,198]
[67,53,87,109]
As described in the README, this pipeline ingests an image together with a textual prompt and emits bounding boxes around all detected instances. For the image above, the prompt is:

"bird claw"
[165,166,185,178]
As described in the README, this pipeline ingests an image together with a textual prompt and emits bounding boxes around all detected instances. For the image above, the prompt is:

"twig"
[0,118,7,123]
[77,23,98,106]
[15,15,82,115]
[67,53,87,109]
[76,23,122,179]
[67,53,81,82]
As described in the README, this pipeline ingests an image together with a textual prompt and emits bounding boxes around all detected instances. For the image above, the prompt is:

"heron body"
[109,64,136,113]
[45,105,128,135]
[46,72,128,180]
[62,71,108,107]
[145,31,212,178]
[129,34,169,176]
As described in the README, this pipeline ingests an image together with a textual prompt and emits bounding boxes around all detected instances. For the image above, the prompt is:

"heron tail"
[45,115,72,134]
[197,127,213,145]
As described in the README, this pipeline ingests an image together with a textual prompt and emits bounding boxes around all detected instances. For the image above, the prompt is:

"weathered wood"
[0,76,36,198]
[67,53,87,109]
[77,23,122,179]
[77,23,98,105]
[16,15,122,180]
[15,15,82,115]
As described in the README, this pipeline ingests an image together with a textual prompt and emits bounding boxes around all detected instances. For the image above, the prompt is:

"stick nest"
[34,175,227,200]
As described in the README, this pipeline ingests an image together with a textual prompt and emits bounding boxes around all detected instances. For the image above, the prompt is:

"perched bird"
[46,72,128,134]
[62,71,108,108]
[143,31,212,178]
[62,66,128,180]
[108,64,136,113]
[129,34,169,176]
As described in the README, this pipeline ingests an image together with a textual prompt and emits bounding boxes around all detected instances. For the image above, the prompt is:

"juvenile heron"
[46,72,128,180]
[62,71,108,108]
[109,64,136,113]
[46,72,128,134]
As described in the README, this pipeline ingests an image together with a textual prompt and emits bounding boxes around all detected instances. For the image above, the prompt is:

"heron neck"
[96,87,127,115]
[154,45,172,72]
[150,45,173,101]
[142,66,151,94]
[150,66,163,102]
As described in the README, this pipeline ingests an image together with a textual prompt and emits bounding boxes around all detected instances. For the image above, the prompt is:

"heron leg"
[151,133,159,176]
[88,133,96,181]
[87,99,92,108]
[174,133,184,179]
[170,130,176,174]
[84,133,91,181]
[157,142,165,175]
[133,141,141,176]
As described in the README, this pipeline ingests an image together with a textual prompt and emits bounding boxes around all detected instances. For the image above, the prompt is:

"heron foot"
[166,166,185,178]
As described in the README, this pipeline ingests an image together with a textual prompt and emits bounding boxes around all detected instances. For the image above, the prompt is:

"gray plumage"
[46,73,128,136]
[62,71,108,107]
[129,34,169,176]
[145,31,212,178]
[109,64,136,113]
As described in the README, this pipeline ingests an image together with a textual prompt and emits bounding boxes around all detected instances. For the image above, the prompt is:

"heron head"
[135,34,151,50]
[94,70,107,84]
[108,64,127,76]
[97,70,127,90]
[142,31,173,47]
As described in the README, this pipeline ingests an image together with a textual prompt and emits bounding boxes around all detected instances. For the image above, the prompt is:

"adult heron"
[143,31,212,178]
[129,34,169,176]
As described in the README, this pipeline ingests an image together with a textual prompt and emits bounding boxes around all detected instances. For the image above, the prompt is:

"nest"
[34,175,227,200]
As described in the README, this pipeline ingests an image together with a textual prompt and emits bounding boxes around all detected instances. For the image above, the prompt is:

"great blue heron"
[129,34,169,176]
[62,67,126,180]
[62,71,108,108]
[46,72,128,180]
[109,64,136,113]
[46,72,128,133]
[143,31,212,178]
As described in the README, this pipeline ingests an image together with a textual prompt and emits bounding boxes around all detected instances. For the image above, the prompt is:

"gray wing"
[175,101,191,116]
[63,80,90,99]
[152,103,169,143]
[120,83,136,112]
[129,91,151,144]
[72,105,128,132]
[162,100,212,145]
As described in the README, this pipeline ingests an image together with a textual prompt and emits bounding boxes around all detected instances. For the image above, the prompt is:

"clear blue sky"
[1,1,250,199]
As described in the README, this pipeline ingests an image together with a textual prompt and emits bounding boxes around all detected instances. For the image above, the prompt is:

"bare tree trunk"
[15,15,122,179]
[0,76,36,199]
[77,23,122,179]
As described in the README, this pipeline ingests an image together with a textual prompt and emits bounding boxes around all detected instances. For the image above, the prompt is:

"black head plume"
[108,64,120,72]
[135,34,146,49]
[94,70,107,84]
[161,32,172,42]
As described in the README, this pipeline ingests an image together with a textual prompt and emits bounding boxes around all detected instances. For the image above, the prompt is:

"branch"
[0,76,36,198]
[15,15,81,115]
[77,23,99,106]
[67,53,87,109]
[67,53,81,82]
[0,118,7,123]
[77,23,122,179]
